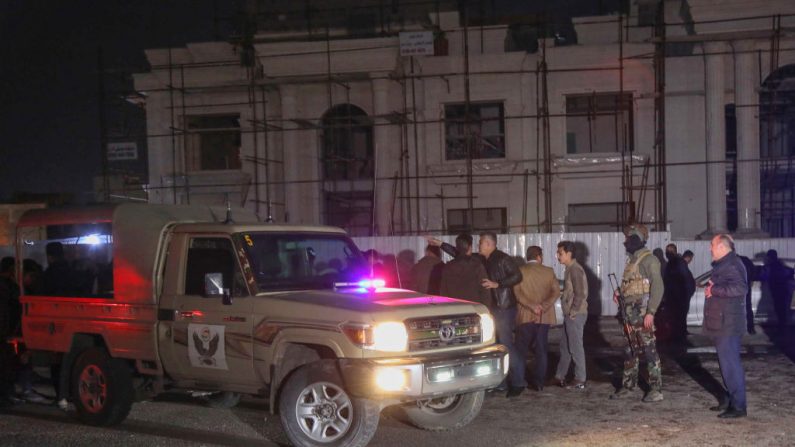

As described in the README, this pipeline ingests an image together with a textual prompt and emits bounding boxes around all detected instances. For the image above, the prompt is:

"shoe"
[642,390,664,403]
[718,408,747,419]
[610,388,633,400]
[57,398,70,411]
[566,381,586,390]
[506,386,524,398]
[554,378,567,388]
[529,383,544,392]
[710,402,729,412]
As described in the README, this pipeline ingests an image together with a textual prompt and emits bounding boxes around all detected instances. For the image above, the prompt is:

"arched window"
[321,104,373,181]
[759,64,795,237]
[760,64,795,158]
[321,104,374,236]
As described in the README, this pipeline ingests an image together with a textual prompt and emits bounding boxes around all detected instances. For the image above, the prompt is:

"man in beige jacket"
[512,246,560,395]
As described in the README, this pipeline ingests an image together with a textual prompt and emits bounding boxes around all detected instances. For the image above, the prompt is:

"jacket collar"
[712,251,737,268]
[629,247,651,259]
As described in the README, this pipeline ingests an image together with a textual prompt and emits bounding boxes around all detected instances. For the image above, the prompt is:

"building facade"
[133,0,795,238]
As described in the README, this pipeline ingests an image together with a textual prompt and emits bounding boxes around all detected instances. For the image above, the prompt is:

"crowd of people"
[395,227,792,418]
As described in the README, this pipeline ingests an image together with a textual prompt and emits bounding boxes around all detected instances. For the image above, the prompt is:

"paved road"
[2,323,794,446]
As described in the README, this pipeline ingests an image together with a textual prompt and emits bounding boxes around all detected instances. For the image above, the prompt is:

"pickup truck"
[12,204,507,447]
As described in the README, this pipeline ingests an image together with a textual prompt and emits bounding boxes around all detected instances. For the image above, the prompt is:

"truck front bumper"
[339,344,508,400]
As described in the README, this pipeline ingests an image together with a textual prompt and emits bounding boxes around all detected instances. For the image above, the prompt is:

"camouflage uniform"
[618,228,664,395]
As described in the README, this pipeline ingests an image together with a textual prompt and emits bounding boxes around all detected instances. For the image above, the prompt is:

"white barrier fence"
[352,233,795,319]
[1,232,792,321]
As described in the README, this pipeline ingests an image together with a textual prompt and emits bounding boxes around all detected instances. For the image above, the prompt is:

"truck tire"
[203,391,241,409]
[70,347,134,426]
[279,361,380,447]
[403,391,484,432]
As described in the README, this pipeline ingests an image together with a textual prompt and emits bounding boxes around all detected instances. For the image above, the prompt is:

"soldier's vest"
[621,250,652,300]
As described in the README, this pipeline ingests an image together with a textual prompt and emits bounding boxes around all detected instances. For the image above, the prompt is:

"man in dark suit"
[704,234,748,419]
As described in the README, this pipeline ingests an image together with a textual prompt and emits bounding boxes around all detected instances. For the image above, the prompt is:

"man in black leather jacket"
[433,232,523,396]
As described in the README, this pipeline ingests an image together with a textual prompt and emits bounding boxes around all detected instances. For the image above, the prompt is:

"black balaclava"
[623,234,645,254]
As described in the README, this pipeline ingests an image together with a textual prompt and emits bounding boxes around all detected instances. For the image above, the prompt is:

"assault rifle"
[608,273,644,356]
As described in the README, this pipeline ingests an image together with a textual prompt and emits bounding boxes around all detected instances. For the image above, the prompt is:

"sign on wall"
[399,31,434,56]
[107,142,138,161]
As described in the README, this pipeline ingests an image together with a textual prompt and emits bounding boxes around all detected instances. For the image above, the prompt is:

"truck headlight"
[372,322,408,352]
[479,313,495,343]
[342,321,408,352]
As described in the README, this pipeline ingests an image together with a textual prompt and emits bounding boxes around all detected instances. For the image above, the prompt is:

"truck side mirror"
[204,272,233,305]
[204,273,224,297]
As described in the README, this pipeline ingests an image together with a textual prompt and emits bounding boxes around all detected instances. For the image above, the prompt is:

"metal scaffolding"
[98,0,795,237]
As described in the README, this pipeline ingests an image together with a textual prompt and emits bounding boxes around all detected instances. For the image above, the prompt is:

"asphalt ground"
[1,320,794,447]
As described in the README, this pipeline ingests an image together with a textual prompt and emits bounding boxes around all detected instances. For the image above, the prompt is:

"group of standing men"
[420,234,591,398]
[415,226,752,419]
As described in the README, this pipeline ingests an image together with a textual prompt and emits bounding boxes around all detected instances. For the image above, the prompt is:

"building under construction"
[128,0,795,239]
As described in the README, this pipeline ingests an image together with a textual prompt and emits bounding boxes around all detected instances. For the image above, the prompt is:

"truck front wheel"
[403,391,484,432]
[279,361,379,447]
[70,347,134,426]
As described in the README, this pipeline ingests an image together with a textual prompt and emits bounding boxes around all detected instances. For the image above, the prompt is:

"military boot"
[609,387,634,400]
[642,390,664,403]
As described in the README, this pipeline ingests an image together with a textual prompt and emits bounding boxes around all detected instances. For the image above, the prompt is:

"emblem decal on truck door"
[188,324,228,370]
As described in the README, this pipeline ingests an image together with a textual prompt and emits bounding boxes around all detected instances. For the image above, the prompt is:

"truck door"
[160,234,257,387]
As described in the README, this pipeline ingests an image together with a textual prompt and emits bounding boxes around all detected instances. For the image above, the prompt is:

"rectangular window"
[185,115,242,171]
[445,102,505,160]
[567,202,632,232]
[324,192,374,237]
[19,223,114,298]
[184,237,248,297]
[565,93,632,154]
[447,207,507,234]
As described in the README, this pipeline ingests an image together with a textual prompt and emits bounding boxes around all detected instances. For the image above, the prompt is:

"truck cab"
[15,204,508,446]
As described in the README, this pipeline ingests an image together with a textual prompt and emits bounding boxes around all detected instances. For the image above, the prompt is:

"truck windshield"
[238,232,368,291]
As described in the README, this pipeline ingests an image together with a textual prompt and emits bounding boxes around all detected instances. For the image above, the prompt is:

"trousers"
[714,334,747,411]
[555,313,587,383]
[493,307,524,388]
[515,322,550,387]
[620,301,662,392]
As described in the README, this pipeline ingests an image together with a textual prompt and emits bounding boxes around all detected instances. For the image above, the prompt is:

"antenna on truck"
[223,196,234,224]
[266,199,274,223]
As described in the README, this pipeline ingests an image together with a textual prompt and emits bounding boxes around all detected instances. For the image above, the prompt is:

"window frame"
[184,114,243,172]
[564,92,634,155]
[446,207,508,234]
[182,235,250,298]
[444,101,506,161]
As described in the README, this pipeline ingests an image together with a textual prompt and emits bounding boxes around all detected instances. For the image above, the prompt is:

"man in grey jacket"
[553,241,588,389]
[704,234,748,419]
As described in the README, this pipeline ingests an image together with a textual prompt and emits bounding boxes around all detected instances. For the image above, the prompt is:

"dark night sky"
[0,0,623,204]
[0,0,232,202]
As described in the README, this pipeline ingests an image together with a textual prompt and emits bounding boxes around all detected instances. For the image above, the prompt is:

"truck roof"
[171,223,346,235]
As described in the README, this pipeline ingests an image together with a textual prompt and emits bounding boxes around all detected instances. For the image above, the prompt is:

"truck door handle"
[178,310,203,319]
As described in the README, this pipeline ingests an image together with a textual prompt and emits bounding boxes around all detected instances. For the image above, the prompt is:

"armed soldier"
[610,224,665,402]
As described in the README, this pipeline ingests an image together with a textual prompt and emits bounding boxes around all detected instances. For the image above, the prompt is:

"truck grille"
[406,314,481,351]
